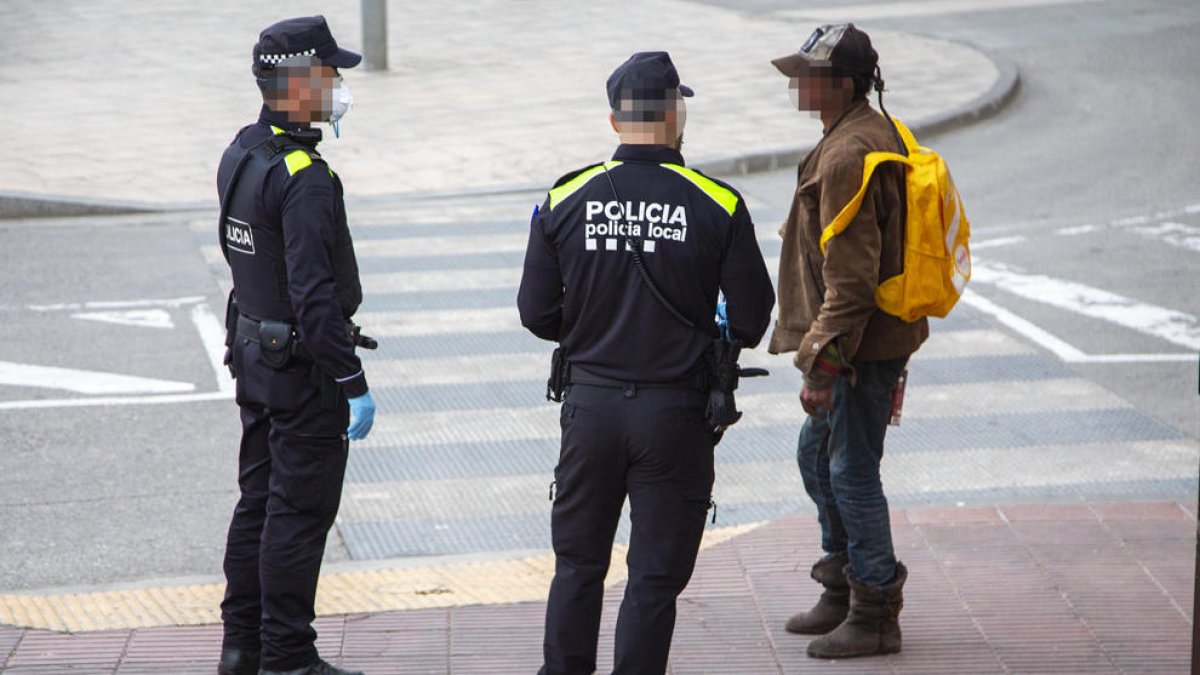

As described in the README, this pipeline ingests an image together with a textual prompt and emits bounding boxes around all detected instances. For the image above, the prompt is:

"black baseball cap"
[771,23,878,78]
[253,15,362,75]
[606,51,694,110]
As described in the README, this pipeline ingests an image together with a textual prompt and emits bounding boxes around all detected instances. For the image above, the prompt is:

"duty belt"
[235,314,292,345]
[568,366,707,393]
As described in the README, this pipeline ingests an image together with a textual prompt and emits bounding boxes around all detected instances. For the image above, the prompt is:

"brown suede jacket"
[768,99,928,389]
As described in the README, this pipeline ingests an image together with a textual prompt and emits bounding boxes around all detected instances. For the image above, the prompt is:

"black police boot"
[258,658,364,675]
[217,646,260,675]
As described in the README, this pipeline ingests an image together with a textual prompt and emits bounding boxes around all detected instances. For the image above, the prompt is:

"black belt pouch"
[257,320,294,370]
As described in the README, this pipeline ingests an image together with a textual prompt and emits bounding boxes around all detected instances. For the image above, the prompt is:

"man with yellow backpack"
[767,23,970,659]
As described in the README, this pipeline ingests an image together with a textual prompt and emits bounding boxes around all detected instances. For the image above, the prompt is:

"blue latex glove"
[715,300,732,342]
[347,392,376,441]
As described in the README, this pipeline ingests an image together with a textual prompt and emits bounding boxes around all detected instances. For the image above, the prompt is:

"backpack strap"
[818,150,910,255]
[818,114,925,254]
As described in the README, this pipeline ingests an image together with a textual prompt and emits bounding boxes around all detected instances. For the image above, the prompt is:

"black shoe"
[259,658,364,675]
[217,646,260,675]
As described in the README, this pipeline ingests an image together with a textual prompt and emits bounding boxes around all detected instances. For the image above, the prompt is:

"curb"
[692,47,1021,178]
[0,48,1019,219]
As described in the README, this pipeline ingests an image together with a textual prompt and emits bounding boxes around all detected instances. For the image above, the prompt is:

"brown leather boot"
[806,561,907,659]
[784,551,849,634]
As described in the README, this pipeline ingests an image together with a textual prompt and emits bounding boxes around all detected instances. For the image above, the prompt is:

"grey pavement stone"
[0,0,1003,208]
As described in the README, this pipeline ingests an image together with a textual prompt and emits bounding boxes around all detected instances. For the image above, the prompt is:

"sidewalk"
[1,500,1192,673]
[0,0,1008,210]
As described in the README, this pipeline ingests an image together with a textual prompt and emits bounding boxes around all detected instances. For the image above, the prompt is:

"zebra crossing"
[197,192,1196,563]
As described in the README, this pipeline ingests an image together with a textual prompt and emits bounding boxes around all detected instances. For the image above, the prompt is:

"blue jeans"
[797,357,907,588]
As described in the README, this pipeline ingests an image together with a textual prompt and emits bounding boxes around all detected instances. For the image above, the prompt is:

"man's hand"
[800,384,834,417]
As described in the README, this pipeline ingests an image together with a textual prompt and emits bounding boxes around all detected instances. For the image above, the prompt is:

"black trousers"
[540,383,715,675]
[220,339,349,670]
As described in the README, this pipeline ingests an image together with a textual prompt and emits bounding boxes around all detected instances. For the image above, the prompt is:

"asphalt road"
[0,0,1196,593]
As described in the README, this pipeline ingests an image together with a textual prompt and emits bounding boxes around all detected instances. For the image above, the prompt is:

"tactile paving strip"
[0,524,756,633]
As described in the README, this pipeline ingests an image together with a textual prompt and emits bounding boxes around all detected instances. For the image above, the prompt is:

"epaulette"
[550,161,606,189]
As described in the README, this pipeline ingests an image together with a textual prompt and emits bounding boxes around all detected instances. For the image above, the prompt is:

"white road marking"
[357,373,1135,448]
[361,268,522,294]
[969,236,1026,250]
[190,303,235,394]
[971,260,1200,351]
[338,438,1199,522]
[0,297,235,410]
[1133,221,1200,254]
[369,353,549,386]
[0,391,232,411]
[1055,224,1100,236]
[1051,202,1200,251]
[29,296,206,312]
[359,307,523,337]
[355,234,528,259]
[912,328,1036,359]
[0,361,195,395]
[71,309,175,330]
[778,0,1102,21]
[960,291,1195,364]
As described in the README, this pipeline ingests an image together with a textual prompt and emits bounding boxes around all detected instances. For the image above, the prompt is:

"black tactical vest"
[216,129,362,322]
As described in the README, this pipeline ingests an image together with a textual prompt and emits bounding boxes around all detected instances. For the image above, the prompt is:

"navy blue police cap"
[253,15,362,75]
[606,51,694,109]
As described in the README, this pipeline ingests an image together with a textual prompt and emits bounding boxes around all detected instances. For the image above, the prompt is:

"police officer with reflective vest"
[215,16,374,675]
[519,52,776,675]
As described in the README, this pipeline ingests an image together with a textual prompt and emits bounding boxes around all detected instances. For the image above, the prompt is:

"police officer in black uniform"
[519,52,776,675]
[215,16,374,675]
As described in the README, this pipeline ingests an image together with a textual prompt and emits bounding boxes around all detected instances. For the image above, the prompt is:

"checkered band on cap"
[258,48,317,66]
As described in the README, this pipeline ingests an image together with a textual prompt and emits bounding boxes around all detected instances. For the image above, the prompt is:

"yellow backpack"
[819,115,971,323]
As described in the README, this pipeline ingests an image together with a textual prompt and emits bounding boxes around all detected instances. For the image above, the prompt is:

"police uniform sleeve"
[517,197,563,342]
[279,157,368,398]
[720,196,776,348]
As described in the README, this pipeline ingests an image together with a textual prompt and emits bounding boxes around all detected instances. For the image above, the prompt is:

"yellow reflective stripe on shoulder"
[284,149,313,176]
[270,125,286,135]
[547,161,622,210]
[662,164,739,216]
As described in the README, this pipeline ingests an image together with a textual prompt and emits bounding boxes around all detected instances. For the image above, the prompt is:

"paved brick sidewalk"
[0,0,1002,207]
[2,500,1192,673]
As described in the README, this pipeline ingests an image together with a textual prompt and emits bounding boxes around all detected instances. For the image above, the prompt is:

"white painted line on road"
[959,291,1088,362]
[361,268,522,294]
[1055,224,1100,237]
[358,374,1133,448]
[971,260,1200,350]
[360,307,524,337]
[338,438,1198,524]
[190,303,235,395]
[0,361,195,396]
[356,234,528,259]
[959,291,1195,364]
[778,0,1102,21]
[1134,221,1200,254]
[29,296,206,312]
[970,236,1026,250]
[0,391,232,412]
[71,309,175,330]
[370,353,549,386]
[913,329,1037,359]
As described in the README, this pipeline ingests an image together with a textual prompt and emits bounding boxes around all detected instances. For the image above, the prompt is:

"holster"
[704,339,745,435]
[546,348,570,402]
[223,291,239,378]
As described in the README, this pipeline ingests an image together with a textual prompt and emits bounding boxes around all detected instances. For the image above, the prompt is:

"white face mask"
[330,77,353,137]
